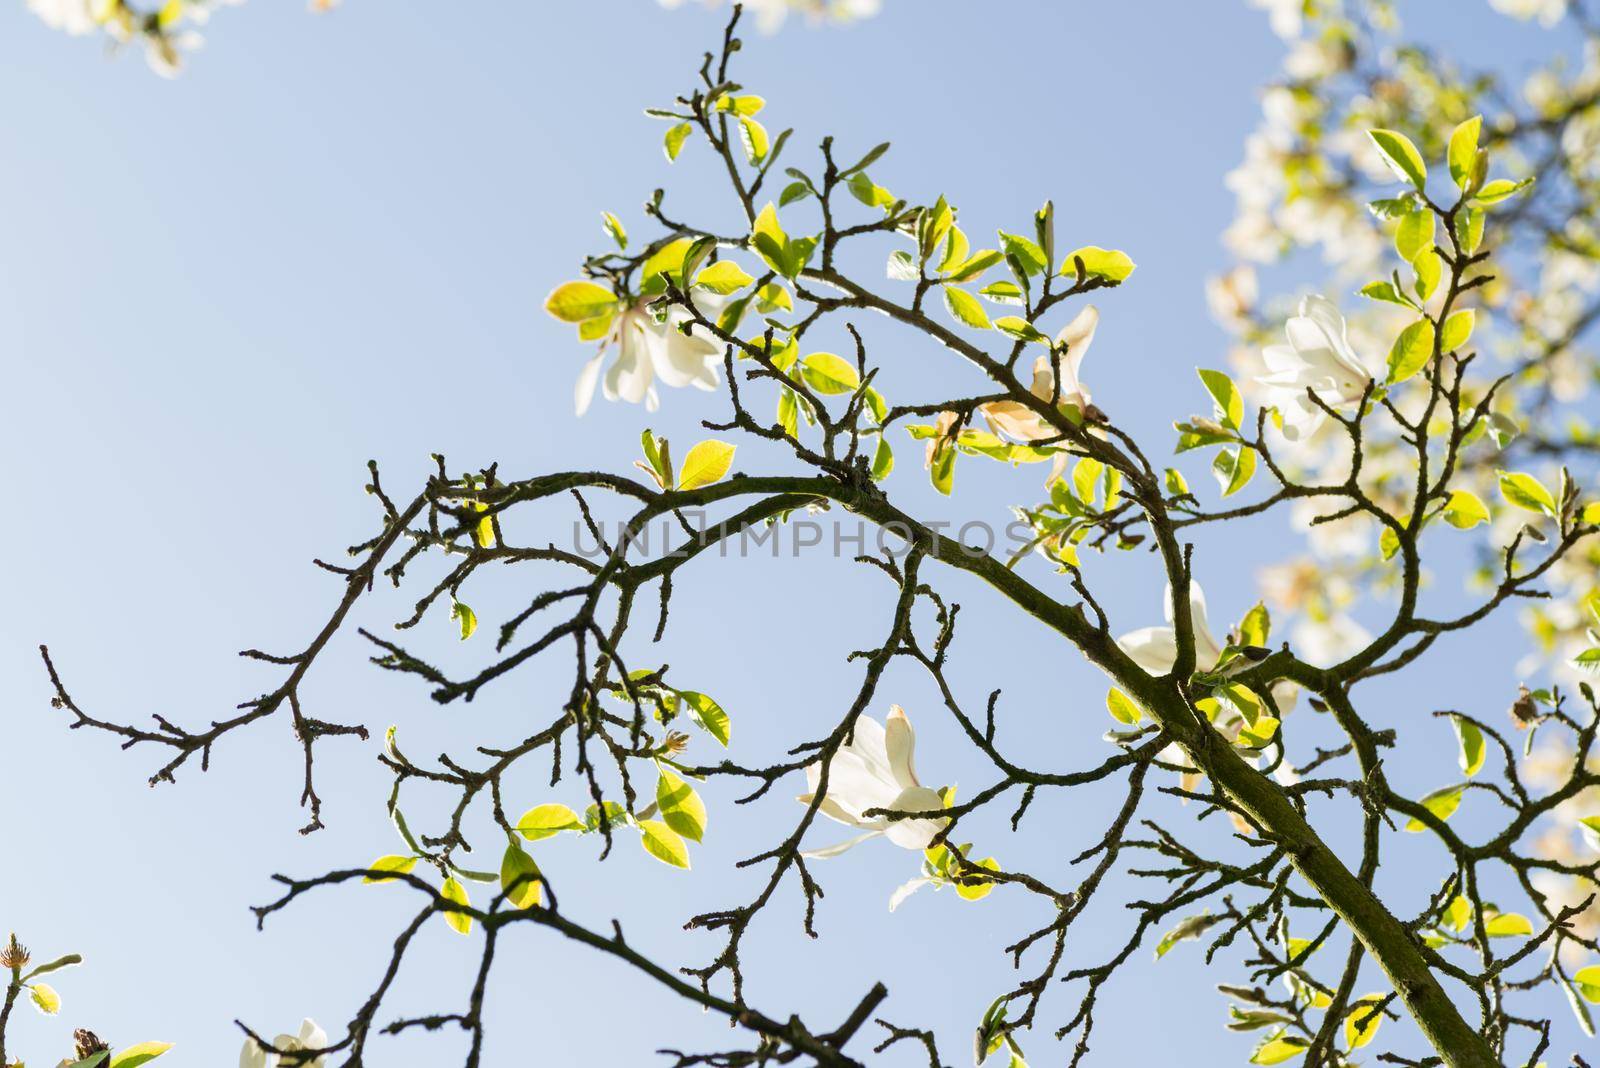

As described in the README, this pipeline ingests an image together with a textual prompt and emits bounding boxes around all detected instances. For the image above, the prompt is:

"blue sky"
[0,1,1581,1065]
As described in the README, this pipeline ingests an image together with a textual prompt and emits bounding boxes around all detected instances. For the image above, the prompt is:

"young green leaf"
[544,281,618,323]
[516,803,585,841]
[440,876,472,935]
[943,285,992,329]
[363,854,419,883]
[1061,245,1136,283]
[656,768,708,843]
[1386,318,1436,384]
[677,440,737,491]
[1448,115,1482,189]
[1439,309,1475,352]
[500,841,543,909]
[639,819,691,869]
[1404,785,1465,831]
[1452,716,1486,777]
[1497,470,1557,516]
[1369,128,1428,189]
[800,352,861,395]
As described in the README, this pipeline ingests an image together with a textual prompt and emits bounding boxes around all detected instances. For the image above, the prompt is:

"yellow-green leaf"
[363,854,419,883]
[943,285,992,329]
[109,1043,174,1068]
[451,599,477,641]
[1413,248,1442,301]
[695,260,755,295]
[1106,687,1143,725]
[1061,245,1136,283]
[1198,368,1244,430]
[800,352,861,395]
[1386,318,1436,384]
[1369,128,1428,189]
[955,856,999,901]
[1404,785,1464,831]
[738,116,769,163]
[1448,116,1482,189]
[516,803,585,841]
[544,280,618,323]
[1440,309,1475,352]
[441,876,472,935]
[1343,995,1386,1051]
[677,439,737,491]
[664,122,693,161]
[30,982,60,1015]
[1497,470,1557,516]
[601,211,627,250]
[1483,911,1534,937]
[1452,716,1485,777]
[500,841,543,909]
[1396,209,1434,263]
[1444,895,1472,932]
[1250,1032,1309,1065]
[1575,964,1600,1003]
[639,819,691,869]
[656,767,708,843]
[1442,489,1489,529]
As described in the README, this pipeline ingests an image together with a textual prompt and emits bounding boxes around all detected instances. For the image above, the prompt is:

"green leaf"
[1396,209,1435,263]
[500,841,543,909]
[755,282,792,313]
[544,280,618,323]
[1386,318,1436,384]
[1106,687,1143,725]
[1198,368,1244,430]
[639,237,695,294]
[1164,467,1190,496]
[943,285,992,329]
[663,122,693,161]
[1413,248,1442,301]
[680,690,731,746]
[737,116,770,163]
[677,439,737,491]
[108,1044,174,1068]
[656,768,708,843]
[1369,128,1428,189]
[601,211,627,250]
[694,260,755,295]
[1359,280,1413,308]
[1474,177,1534,205]
[979,280,1024,305]
[1448,115,1482,189]
[1456,207,1486,254]
[1238,602,1271,648]
[1404,785,1464,831]
[993,316,1047,344]
[441,876,472,935]
[801,352,861,394]
[450,599,477,641]
[1497,470,1557,516]
[516,803,585,841]
[363,854,419,883]
[871,435,894,481]
[1213,446,1257,497]
[1061,245,1136,283]
[21,954,81,982]
[1155,912,1219,958]
[639,819,691,869]
[1439,309,1475,352]
[997,231,1048,276]
[1452,716,1485,777]
[1442,489,1489,529]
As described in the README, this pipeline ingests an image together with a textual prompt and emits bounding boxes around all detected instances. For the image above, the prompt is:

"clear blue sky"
[0,1,1577,1065]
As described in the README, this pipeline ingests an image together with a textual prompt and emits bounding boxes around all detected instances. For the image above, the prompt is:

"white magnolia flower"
[1117,581,1300,708]
[797,706,946,857]
[1257,295,1380,442]
[27,0,95,34]
[1489,0,1568,27]
[981,304,1099,442]
[574,291,739,415]
[240,1019,328,1068]
[1117,581,1226,676]
[1248,0,1304,38]
[1206,265,1258,330]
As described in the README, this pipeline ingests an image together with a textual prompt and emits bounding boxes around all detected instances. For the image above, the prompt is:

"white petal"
[1117,625,1179,675]
[801,830,881,859]
[240,1039,269,1068]
[882,785,947,849]
[884,705,918,789]
[573,351,605,416]
[843,715,893,786]
[603,325,653,404]
[1055,304,1098,403]
[299,1020,328,1048]
[888,877,932,912]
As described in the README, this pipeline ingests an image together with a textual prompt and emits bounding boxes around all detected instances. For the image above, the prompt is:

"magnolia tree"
[19,2,1600,1067]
